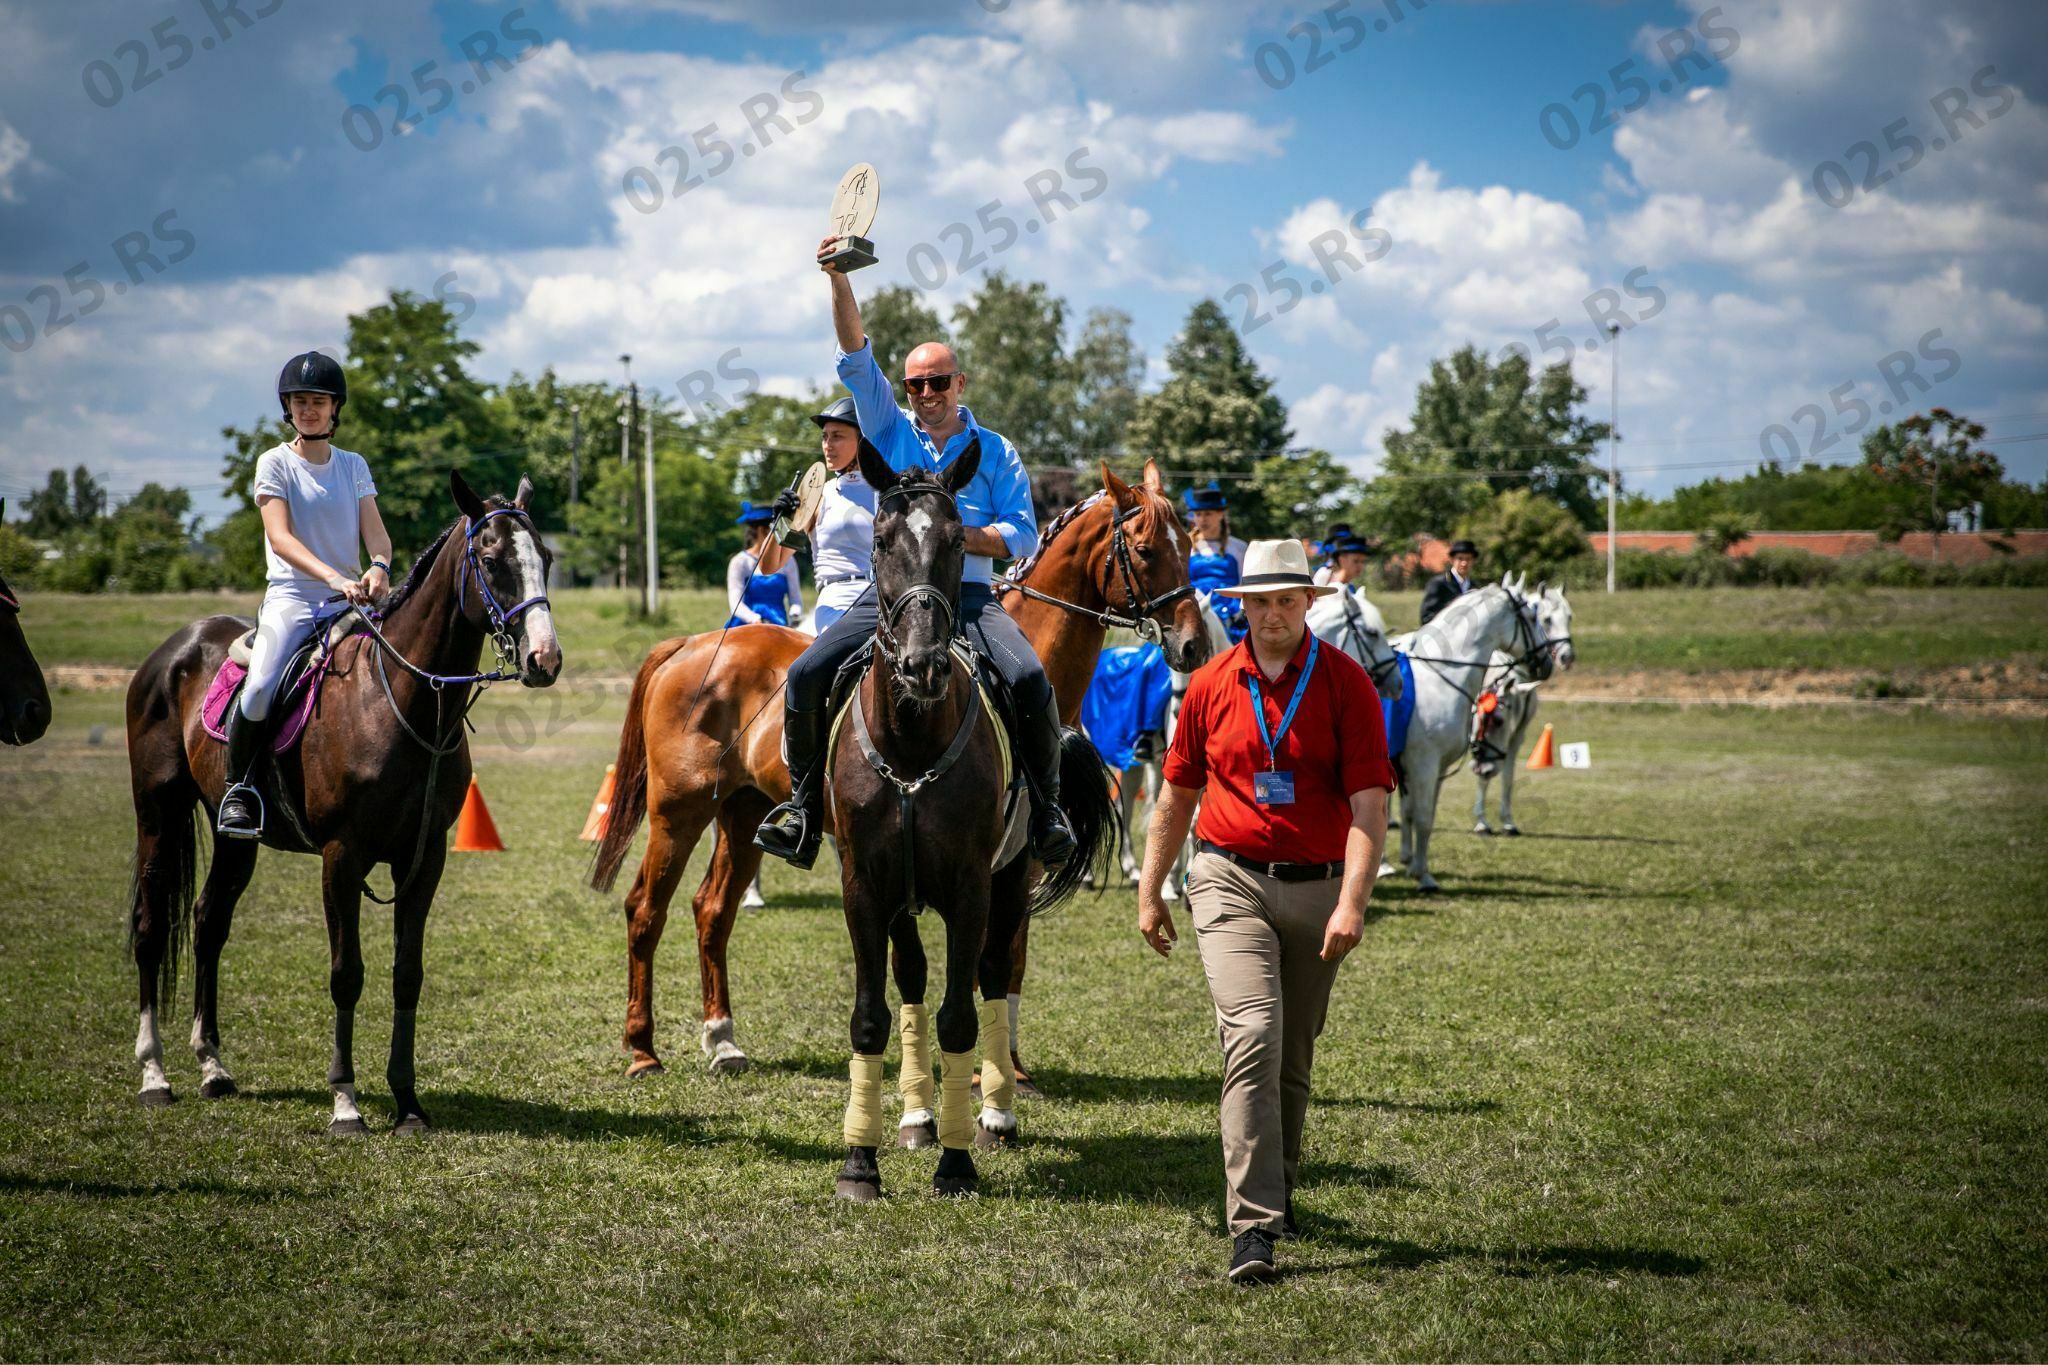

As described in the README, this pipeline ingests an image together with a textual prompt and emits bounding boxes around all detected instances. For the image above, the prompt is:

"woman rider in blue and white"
[754,235,1076,872]
[1185,481,1250,644]
[725,501,804,629]
[770,396,875,636]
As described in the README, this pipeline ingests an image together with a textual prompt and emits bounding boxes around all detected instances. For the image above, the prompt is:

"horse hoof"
[626,1061,666,1080]
[329,1117,368,1137]
[200,1076,238,1100]
[933,1174,979,1197]
[1010,1073,1044,1101]
[393,1114,430,1137]
[974,1123,1015,1150]
[834,1177,882,1203]
[897,1121,938,1149]
[707,1048,750,1076]
[139,1087,175,1108]
[1418,882,1442,896]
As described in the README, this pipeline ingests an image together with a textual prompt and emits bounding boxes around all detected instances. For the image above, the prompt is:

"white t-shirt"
[810,467,877,585]
[252,443,376,592]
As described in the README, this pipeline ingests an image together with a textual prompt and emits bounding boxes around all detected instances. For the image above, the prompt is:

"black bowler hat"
[1449,539,1479,558]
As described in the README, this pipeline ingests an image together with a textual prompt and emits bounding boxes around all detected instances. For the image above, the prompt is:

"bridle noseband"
[872,482,962,670]
[999,493,1193,646]
[1337,590,1403,693]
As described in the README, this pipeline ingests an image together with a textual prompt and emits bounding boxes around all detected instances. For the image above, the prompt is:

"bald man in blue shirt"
[754,236,1076,872]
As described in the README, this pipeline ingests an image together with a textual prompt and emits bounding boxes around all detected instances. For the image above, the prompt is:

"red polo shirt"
[1163,628,1396,864]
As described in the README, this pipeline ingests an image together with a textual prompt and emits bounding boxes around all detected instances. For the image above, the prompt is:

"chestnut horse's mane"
[1001,481,1171,589]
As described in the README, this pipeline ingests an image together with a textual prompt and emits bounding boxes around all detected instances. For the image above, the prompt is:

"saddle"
[201,611,361,753]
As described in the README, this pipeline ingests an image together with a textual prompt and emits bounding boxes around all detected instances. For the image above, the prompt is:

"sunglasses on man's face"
[903,373,958,394]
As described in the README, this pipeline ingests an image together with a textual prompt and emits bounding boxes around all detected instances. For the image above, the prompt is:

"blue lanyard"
[1244,634,1318,771]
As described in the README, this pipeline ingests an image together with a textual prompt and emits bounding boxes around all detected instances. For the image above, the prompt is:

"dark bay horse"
[830,441,1112,1199]
[589,461,1208,1084]
[0,499,52,746]
[123,471,561,1132]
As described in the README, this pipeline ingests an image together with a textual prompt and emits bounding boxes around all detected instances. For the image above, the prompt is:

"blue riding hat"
[735,500,774,526]
[1183,481,1228,512]
[1329,534,1372,557]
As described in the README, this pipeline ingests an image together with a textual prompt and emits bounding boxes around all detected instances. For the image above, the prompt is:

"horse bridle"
[458,506,552,678]
[999,494,1193,646]
[1404,588,1562,705]
[1337,590,1403,694]
[871,482,963,670]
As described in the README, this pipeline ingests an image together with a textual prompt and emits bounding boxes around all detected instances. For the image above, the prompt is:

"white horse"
[1471,583,1576,835]
[1388,575,1557,892]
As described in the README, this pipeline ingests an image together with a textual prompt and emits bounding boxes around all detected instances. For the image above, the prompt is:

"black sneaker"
[1228,1229,1277,1284]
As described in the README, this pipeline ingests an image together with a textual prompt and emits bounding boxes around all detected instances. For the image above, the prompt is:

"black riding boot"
[755,704,830,870]
[216,706,266,840]
[1020,698,1076,867]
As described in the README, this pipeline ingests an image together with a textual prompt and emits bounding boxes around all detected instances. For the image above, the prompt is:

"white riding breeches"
[239,590,323,722]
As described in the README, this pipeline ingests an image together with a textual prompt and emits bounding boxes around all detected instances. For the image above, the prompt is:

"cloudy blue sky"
[2,0,2044,523]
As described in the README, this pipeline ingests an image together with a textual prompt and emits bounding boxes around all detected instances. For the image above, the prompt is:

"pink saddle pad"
[201,653,331,753]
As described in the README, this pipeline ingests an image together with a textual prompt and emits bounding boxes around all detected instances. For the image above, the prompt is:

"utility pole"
[1606,320,1621,595]
[642,409,659,616]
[618,354,633,592]
[568,403,581,505]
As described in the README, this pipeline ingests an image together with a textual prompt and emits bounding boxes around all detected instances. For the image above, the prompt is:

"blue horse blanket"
[1082,644,1173,771]
[1382,651,1417,760]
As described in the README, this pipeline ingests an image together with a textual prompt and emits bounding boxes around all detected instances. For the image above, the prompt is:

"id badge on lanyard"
[1246,634,1318,806]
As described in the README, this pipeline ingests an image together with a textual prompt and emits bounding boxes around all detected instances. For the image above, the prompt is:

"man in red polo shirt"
[1138,537,1395,1284]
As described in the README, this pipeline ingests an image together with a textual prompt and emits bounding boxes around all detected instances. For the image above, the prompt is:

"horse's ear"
[515,476,536,512]
[856,436,896,496]
[942,437,982,495]
[450,469,488,523]
[1100,460,1137,509]
[1142,458,1164,493]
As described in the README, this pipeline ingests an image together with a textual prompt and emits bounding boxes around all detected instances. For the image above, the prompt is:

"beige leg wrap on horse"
[899,1003,935,1118]
[843,1053,888,1149]
[938,1050,975,1150]
[978,996,1015,1113]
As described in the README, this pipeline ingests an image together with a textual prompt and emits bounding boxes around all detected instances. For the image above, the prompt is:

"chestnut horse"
[122,472,561,1132]
[590,460,1209,1082]
[0,500,53,747]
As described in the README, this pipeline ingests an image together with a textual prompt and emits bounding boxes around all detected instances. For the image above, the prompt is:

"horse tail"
[589,635,693,893]
[128,803,203,1014]
[1028,726,1121,917]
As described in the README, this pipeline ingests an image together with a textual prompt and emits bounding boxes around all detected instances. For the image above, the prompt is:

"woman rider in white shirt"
[218,352,394,839]
[771,396,874,634]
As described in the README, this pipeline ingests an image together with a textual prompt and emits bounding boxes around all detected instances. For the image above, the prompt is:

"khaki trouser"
[1187,849,1346,1237]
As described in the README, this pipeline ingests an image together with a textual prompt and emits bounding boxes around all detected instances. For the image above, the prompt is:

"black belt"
[1198,841,1344,883]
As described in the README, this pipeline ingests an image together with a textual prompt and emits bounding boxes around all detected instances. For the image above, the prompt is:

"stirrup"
[217,782,264,840]
[754,802,820,870]
[1032,806,1076,867]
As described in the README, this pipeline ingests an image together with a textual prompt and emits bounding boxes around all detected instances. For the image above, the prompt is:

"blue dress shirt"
[834,340,1038,585]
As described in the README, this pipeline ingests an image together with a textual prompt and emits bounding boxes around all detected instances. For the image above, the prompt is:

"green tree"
[1068,307,1144,460]
[22,469,75,538]
[1862,408,2003,548]
[1456,487,1591,575]
[952,272,1072,459]
[1361,346,1610,540]
[861,284,949,383]
[688,392,828,506]
[489,370,619,532]
[568,428,743,590]
[1127,300,1300,535]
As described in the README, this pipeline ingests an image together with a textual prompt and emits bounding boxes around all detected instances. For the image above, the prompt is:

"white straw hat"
[1214,539,1341,598]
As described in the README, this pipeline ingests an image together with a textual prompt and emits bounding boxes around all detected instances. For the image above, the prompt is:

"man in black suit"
[1418,539,1479,626]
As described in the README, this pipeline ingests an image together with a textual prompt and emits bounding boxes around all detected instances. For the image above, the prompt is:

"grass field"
[3,648,2046,1355]
[19,584,2048,679]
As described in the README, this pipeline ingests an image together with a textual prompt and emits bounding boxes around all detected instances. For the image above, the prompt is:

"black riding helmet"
[809,395,859,430]
[278,351,347,438]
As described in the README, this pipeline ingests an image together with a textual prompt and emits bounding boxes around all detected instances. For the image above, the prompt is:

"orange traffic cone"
[579,763,616,842]
[453,777,505,852]
[1525,723,1556,770]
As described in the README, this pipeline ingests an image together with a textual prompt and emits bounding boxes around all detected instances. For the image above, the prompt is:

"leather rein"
[997,494,1192,647]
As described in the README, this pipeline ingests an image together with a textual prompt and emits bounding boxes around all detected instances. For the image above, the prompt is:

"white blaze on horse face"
[511,525,559,668]
[905,507,934,551]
